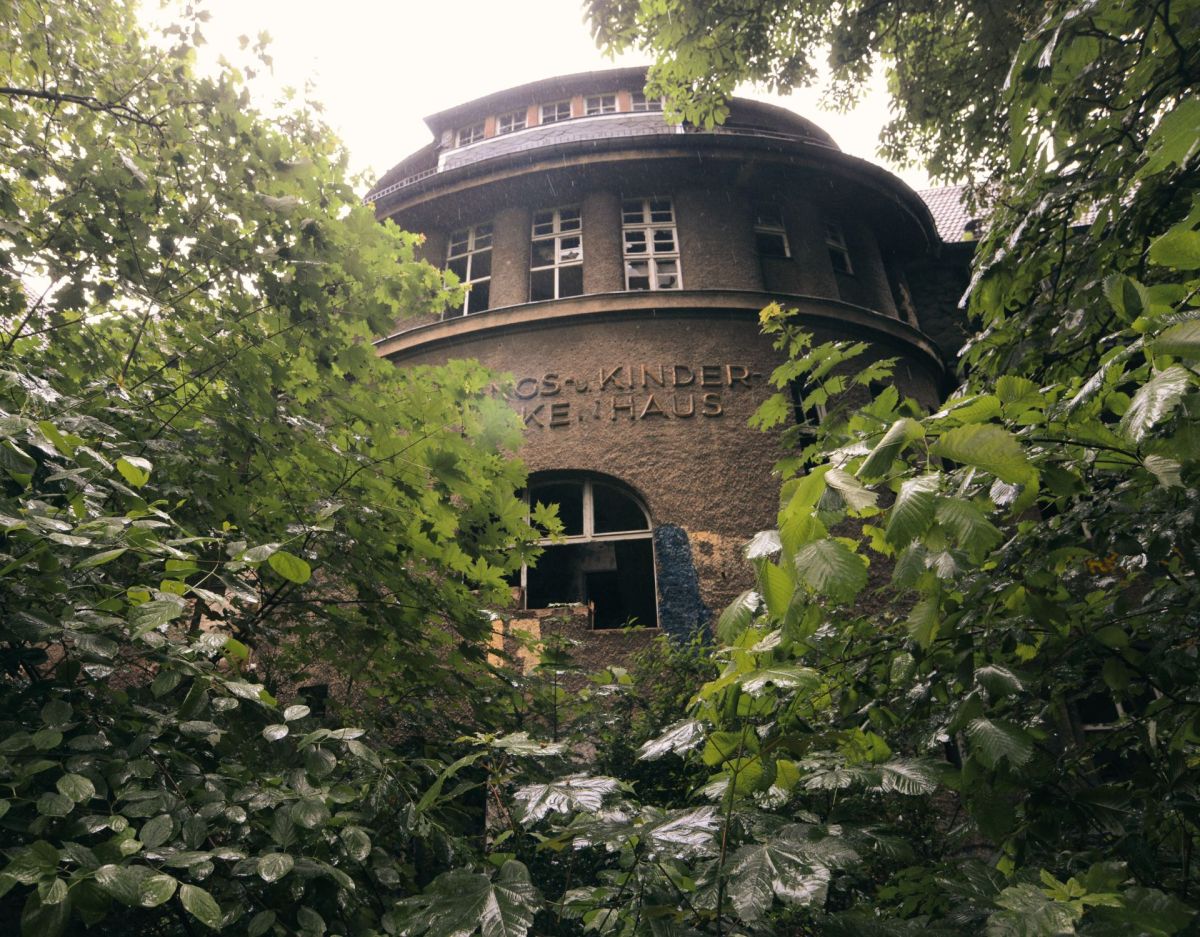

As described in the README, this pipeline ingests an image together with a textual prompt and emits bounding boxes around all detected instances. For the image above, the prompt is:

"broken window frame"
[445,223,494,316]
[630,92,664,112]
[753,205,791,258]
[456,122,485,147]
[519,475,658,629]
[621,197,682,291]
[825,221,854,275]
[540,100,572,124]
[496,109,528,135]
[530,207,584,301]
[585,94,617,116]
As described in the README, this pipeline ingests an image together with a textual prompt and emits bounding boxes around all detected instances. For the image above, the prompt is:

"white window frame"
[530,479,652,545]
[754,206,791,258]
[540,100,572,124]
[456,122,485,147]
[630,92,664,112]
[585,94,617,116]
[826,222,854,275]
[621,198,682,291]
[496,109,527,135]
[530,207,583,301]
[445,223,493,316]
[520,477,658,628]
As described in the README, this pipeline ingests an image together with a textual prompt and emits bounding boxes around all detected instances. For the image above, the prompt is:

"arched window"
[521,475,657,629]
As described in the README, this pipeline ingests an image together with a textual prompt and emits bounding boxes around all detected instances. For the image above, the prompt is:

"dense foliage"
[4,0,1200,934]
[435,0,1200,933]
[0,0,543,933]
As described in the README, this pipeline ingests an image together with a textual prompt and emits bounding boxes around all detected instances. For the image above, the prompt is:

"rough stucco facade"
[367,67,968,657]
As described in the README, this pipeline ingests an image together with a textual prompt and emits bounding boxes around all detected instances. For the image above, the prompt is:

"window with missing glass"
[540,100,572,123]
[621,198,681,291]
[456,122,484,147]
[585,94,617,116]
[530,207,583,301]
[445,223,493,316]
[826,222,854,275]
[630,92,664,112]
[753,206,791,258]
[496,110,527,135]
[522,476,657,629]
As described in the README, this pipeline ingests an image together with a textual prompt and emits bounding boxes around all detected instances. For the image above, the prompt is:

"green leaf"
[931,424,1034,484]
[247,911,276,937]
[268,549,311,584]
[975,664,1023,697]
[40,700,72,728]
[935,497,1002,559]
[638,719,707,761]
[240,543,280,563]
[885,474,939,548]
[857,418,923,481]
[140,814,173,849]
[179,883,223,930]
[75,547,128,569]
[728,834,831,922]
[55,773,95,803]
[793,539,868,602]
[514,775,620,822]
[1119,366,1191,442]
[1148,226,1200,269]
[296,906,326,936]
[340,826,371,862]
[879,759,939,795]
[292,797,330,829]
[1138,98,1200,177]
[1151,321,1200,358]
[128,598,185,636]
[257,852,294,883]
[398,861,541,937]
[139,874,178,908]
[262,724,289,741]
[759,561,794,618]
[906,594,941,648]
[965,717,1034,769]
[115,456,152,487]
[716,589,761,642]
[283,704,310,721]
[95,864,142,906]
[739,664,820,697]
[824,467,878,511]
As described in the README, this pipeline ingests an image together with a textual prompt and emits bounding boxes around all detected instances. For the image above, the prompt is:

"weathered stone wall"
[392,308,941,630]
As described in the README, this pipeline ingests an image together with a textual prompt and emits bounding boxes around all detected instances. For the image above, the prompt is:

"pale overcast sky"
[174,0,930,192]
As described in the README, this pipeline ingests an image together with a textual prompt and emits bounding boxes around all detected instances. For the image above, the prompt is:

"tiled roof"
[918,184,982,243]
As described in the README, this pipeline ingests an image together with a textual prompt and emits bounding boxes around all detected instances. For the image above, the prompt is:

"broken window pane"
[559,264,583,297]
[531,239,555,267]
[530,267,555,302]
[624,230,647,253]
[593,484,649,533]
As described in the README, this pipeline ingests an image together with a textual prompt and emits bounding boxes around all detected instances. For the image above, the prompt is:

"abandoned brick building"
[366,67,974,664]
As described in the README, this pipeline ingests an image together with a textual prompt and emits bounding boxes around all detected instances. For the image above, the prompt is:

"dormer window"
[541,101,571,124]
[497,110,527,135]
[585,94,617,116]
[825,222,854,275]
[753,206,790,258]
[630,92,664,112]
[456,122,485,147]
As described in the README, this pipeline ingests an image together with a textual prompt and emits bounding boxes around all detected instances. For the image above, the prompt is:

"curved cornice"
[373,131,939,254]
[375,290,945,375]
